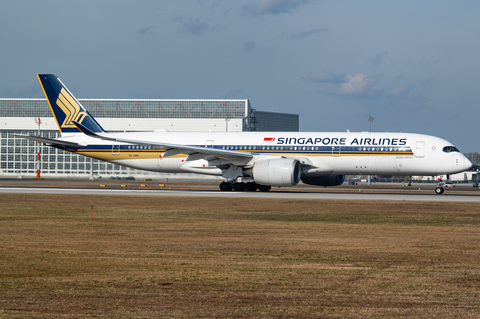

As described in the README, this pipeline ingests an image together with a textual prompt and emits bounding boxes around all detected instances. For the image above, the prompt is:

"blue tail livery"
[37,74,105,134]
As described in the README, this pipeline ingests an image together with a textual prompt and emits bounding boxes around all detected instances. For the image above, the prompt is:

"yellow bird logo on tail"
[56,88,87,128]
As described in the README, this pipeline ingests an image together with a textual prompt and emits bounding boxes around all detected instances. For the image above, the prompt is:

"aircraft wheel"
[435,187,444,194]
[233,182,246,191]
[258,185,272,192]
[219,182,232,191]
[246,182,258,192]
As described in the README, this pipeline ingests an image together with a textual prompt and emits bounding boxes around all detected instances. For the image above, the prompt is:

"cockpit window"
[442,146,459,153]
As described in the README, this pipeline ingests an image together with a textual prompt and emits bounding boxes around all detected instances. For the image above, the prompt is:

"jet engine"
[252,158,301,187]
[301,174,345,187]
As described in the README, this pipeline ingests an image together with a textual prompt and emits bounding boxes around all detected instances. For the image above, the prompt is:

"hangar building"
[0,98,299,179]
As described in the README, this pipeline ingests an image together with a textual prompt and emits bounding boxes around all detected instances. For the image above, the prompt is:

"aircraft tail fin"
[37,74,105,134]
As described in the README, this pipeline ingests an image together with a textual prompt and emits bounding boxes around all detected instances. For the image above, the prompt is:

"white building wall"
[0,117,58,131]
[450,171,474,182]
[0,117,243,132]
[100,118,243,132]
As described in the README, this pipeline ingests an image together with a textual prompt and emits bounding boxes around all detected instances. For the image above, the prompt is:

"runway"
[1,187,480,202]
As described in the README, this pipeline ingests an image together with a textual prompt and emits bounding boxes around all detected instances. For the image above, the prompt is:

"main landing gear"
[219,181,271,192]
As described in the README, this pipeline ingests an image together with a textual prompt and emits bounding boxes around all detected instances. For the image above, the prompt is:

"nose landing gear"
[435,177,448,195]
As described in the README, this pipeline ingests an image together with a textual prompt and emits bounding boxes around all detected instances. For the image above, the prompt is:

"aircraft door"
[112,144,120,155]
[332,146,341,157]
[415,141,425,158]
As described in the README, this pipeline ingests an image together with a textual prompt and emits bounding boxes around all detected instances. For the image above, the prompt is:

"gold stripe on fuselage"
[76,151,167,161]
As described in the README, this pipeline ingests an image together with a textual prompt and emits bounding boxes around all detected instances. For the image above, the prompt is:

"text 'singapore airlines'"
[274,137,407,146]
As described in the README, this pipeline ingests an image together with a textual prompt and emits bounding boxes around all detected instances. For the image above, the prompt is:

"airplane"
[16,74,472,194]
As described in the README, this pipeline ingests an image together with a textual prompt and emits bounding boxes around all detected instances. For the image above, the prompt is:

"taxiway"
[1,187,480,202]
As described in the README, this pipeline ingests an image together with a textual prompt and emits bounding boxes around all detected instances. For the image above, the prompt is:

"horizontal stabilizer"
[14,134,83,148]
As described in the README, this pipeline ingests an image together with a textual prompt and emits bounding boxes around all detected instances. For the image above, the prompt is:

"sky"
[1,0,479,152]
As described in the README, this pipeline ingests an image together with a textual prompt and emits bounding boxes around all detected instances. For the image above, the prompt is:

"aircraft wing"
[14,134,82,148]
[72,121,253,164]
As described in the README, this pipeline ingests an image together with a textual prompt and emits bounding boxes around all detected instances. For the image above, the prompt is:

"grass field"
[1,193,479,318]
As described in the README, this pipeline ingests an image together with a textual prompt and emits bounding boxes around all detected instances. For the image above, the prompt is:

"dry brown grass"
[1,194,479,318]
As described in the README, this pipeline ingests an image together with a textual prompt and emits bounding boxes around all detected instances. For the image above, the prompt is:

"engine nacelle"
[301,175,345,187]
[252,158,301,187]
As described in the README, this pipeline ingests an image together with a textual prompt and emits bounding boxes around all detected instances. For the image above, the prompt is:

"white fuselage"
[60,131,472,178]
